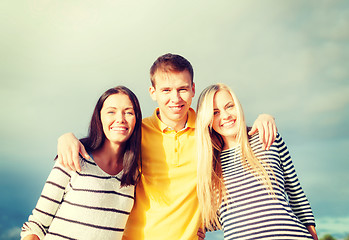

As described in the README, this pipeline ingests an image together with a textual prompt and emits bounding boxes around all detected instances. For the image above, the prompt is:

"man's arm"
[57,133,89,172]
[249,114,277,150]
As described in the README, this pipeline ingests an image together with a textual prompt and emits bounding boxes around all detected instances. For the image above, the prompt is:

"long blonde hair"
[196,83,274,230]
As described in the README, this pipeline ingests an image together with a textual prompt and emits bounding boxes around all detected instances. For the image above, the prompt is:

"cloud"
[316,216,349,239]
[0,1,348,239]
[0,227,21,240]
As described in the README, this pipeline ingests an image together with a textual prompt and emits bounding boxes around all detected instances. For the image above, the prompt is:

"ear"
[191,82,196,97]
[149,86,157,101]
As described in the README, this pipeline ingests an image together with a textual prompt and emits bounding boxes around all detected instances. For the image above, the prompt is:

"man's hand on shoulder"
[57,133,89,172]
[249,114,277,150]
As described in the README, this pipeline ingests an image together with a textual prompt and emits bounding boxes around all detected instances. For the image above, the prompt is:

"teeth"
[222,120,236,127]
[111,127,127,131]
[169,105,184,112]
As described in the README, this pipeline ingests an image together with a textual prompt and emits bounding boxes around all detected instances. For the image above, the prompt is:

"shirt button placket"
[174,134,179,165]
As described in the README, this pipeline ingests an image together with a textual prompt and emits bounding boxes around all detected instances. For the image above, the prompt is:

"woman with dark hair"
[21,86,142,240]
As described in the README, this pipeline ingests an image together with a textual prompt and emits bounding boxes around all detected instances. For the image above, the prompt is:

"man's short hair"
[150,53,194,87]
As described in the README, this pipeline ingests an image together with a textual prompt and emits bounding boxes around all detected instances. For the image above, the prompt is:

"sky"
[0,0,348,239]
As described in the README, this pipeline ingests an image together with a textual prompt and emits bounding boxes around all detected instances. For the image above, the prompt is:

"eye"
[179,88,188,92]
[126,111,134,115]
[213,110,219,116]
[227,104,235,109]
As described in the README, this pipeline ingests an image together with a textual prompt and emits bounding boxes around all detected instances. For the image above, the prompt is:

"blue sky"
[1,1,348,239]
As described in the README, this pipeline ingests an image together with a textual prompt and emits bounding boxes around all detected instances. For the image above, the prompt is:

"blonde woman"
[196,83,318,240]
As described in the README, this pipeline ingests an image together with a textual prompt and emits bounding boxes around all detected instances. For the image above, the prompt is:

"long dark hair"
[81,86,142,187]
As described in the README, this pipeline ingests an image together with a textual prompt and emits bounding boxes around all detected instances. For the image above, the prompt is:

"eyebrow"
[104,106,134,110]
[213,101,234,111]
[178,84,191,89]
[225,101,234,108]
[159,84,191,90]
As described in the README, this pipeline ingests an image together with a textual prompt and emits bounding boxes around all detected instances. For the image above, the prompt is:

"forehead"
[213,90,234,107]
[103,93,133,108]
[153,70,193,88]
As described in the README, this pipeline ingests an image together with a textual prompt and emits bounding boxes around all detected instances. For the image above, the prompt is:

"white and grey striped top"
[219,133,315,240]
[21,156,134,240]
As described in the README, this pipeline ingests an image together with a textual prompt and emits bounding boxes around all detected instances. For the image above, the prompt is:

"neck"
[92,140,124,175]
[157,110,188,132]
[222,135,239,150]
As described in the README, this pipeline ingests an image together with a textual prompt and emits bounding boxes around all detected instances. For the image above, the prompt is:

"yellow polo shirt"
[123,108,200,240]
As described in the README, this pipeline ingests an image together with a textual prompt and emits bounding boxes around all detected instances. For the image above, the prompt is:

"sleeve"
[21,161,72,239]
[276,133,316,227]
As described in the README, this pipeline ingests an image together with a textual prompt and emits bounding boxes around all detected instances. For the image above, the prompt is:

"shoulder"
[248,131,282,148]
[48,160,75,181]
[273,132,284,146]
[142,112,158,129]
[78,156,100,174]
[142,115,153,124]
[142,116,159,134]
[53,160,74,174]
[81,156,96,167]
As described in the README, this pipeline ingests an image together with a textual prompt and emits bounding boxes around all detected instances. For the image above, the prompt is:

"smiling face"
[212,90,239,146]
[100,93,136,146]
[149,70,195,131]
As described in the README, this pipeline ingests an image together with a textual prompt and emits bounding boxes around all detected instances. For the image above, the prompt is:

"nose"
[170,90,181,103]
[221,110,231,120]
[115,111,125,123]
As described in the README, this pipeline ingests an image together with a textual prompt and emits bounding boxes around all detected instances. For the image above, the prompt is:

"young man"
[57,53,277,239]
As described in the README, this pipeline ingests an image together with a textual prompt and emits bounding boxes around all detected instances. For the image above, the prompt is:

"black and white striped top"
[219,133,315,240]
[21,156,134,240]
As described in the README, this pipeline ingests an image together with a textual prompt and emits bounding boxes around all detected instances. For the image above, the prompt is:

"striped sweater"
[21,156,134,240]
[219,133,315,240]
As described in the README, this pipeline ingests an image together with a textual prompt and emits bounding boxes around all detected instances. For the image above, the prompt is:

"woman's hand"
[197,228,206,240]
[307,225,318,240]
[22,234,40,240]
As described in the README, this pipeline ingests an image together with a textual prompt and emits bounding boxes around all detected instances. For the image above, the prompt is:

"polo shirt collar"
[186,108,196,128]
[152,108,196,132]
